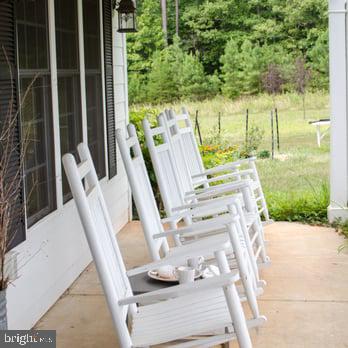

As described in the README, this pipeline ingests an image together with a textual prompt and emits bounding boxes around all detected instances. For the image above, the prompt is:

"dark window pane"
[25,166,50,219]
[57,75,82,156]
[55,0,79,70]
[26,25,37,68]
[17,77,55,226]
[83,0,105,178]
[83,0,101,70]
[36,0,46,25]
[17,1,25,20]
[17,0,49,71]
[37,26,48,68]
[55,0,82,201]
[25,1,36,24]
[17,23,27,69]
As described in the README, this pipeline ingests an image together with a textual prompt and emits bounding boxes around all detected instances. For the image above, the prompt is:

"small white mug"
[156,265,175,279]
[176,266,195,284]
[187,256,204,270]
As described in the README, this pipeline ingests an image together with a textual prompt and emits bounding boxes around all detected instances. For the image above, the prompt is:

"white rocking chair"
[142,117,269,271]
[116,126,266,320]
[62,144,265,348]
[165,108,272,224]
[157,111,269,246]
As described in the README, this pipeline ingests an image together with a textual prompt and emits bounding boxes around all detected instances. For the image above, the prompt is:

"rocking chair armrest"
[127,229,232,277]
[192,164,239,178]
[172,195,240,212]
[185,179,251,198]
[160,212,190,224]
[194,169,254,186]
[154,214,236,239]
[193,157,256,178]
[193,169,254,183]
[119,271,240,306]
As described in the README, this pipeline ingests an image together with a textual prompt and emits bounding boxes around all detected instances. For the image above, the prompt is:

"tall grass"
[132,92,329,116]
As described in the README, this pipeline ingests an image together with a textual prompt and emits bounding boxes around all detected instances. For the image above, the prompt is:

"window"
[55,0,83,201]
[16,0,56,226]
[83,0,106,178]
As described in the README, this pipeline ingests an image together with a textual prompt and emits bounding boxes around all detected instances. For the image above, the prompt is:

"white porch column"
[328,0,348,222]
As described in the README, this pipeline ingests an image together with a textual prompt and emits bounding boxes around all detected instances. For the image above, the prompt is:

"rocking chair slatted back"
[165,108,271,222]
[142,117,189,220]
[116,125,170,260]
[166,108,251,185]
[160,111,196,194]
[166,107,207,187]
[62,144,133,347]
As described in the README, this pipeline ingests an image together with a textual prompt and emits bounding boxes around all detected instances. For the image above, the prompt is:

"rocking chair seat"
[131,288,232,346]
[131,287,266,347]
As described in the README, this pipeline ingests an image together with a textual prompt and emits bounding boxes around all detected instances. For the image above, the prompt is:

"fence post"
[194,110,198,134]
[271,110,274,159]
[195,110,203,145]
[218,112,221,135]
[275,108,280,151]
[245,109,249,145]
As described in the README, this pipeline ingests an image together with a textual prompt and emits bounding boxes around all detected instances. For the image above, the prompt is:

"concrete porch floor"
[35,222,348,347]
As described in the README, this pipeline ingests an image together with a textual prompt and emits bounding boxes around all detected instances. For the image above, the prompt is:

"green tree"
[308,29,329,90]
[126,0,329,104]
[127,0,165,75]
[220,38,243,98]
[237,40,263,95]
[146,38,184,103]
[179,53,220,99]
[182,0,251,73]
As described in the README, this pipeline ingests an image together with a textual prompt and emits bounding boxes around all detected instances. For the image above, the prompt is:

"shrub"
[240,125,264,158]
[128,73,148,104]
[258,150,271,159]
[266,183,329,224]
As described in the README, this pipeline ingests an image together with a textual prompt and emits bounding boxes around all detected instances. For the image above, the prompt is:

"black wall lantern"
[116,0,137,33]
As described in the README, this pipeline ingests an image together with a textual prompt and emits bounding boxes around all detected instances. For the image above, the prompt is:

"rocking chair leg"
[214,250,253,348]
[227,223,260,319]
[254,219,268,264]
[235,201,260,283]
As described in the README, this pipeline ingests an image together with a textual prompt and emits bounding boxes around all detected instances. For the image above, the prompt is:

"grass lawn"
[131,92,331,223]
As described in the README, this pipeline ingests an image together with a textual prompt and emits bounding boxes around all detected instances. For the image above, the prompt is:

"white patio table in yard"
[309,118,330,147]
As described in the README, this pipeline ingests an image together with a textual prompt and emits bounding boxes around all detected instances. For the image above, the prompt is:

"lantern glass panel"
[118,12,136,32]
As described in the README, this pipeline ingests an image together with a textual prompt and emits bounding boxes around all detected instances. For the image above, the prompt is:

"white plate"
[147,268,202,283]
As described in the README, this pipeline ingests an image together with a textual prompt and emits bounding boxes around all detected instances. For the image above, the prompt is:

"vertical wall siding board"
[103,0,117,178]
[0,1,25,248]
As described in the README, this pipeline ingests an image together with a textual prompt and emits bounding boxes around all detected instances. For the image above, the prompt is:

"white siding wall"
[6,13,130,330]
